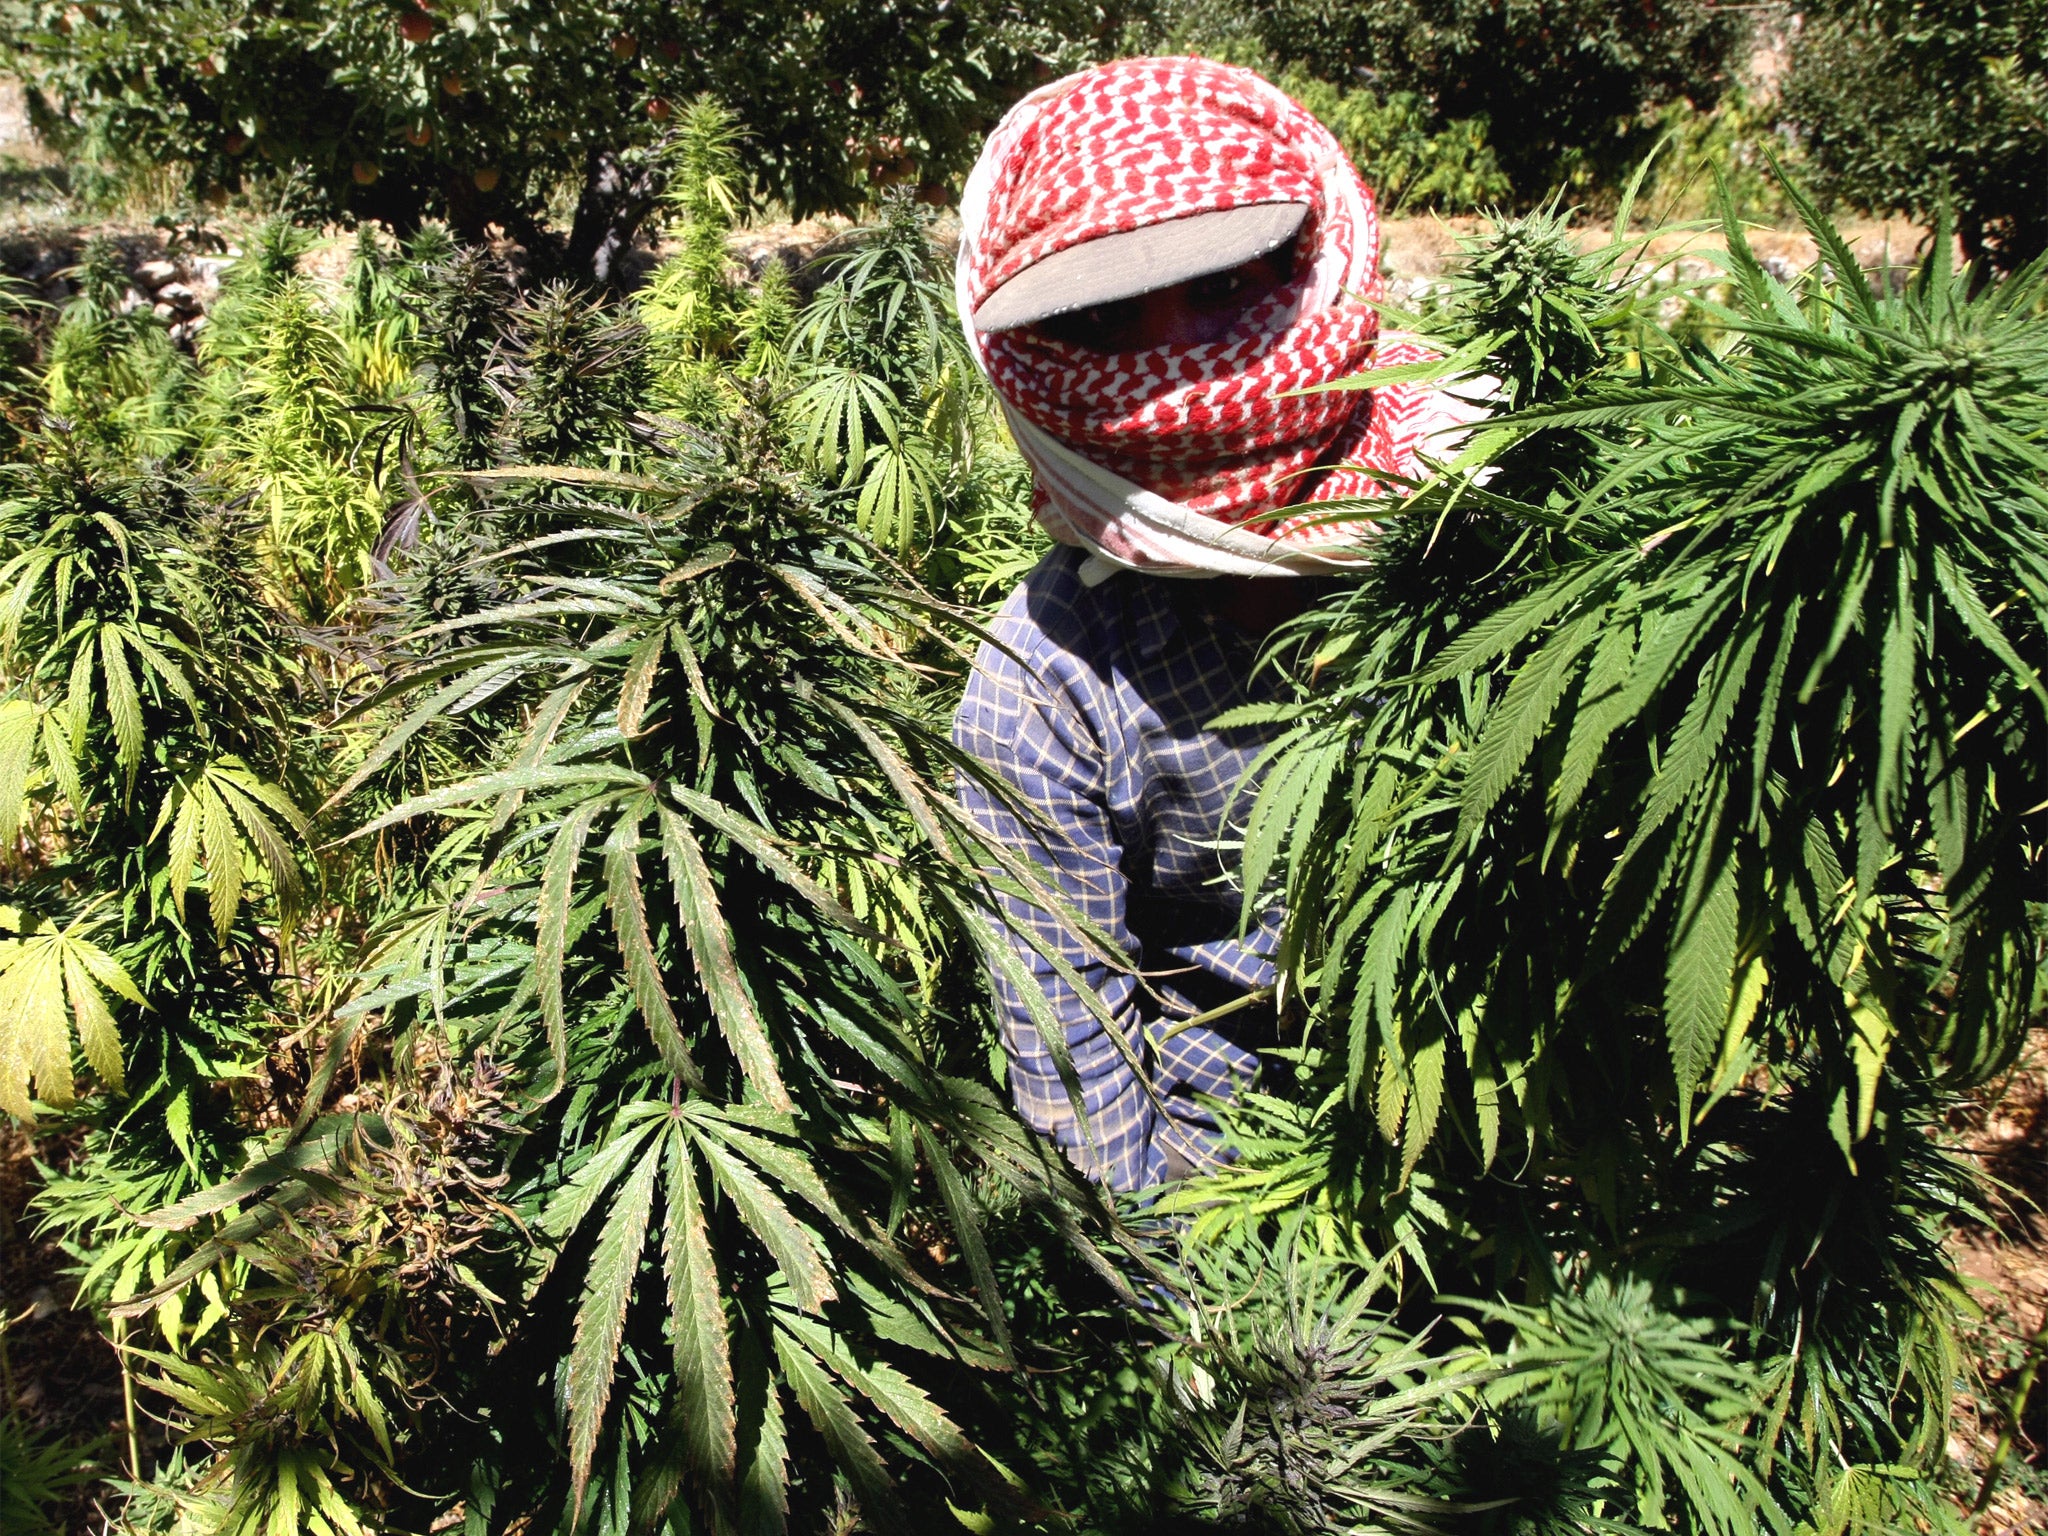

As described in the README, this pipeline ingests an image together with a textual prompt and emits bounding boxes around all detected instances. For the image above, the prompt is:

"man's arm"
[952,633,1176,1192]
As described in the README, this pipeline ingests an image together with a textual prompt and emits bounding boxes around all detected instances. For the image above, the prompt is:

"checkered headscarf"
[956,56,1448,579]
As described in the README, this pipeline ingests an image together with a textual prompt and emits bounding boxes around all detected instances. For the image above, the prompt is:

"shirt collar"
[1127,575,1188,661]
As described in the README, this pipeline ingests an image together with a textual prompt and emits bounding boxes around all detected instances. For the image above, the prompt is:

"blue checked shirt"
[953,546,1283,1191]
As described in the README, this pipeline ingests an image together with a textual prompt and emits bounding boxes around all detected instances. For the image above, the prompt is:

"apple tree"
[3,0,1119,281]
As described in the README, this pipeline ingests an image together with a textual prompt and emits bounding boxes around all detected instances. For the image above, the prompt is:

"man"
[951,57,1473,1192]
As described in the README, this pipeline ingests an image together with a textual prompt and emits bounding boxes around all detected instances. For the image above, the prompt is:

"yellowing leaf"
[1844,991,1894,1143]
[154,758,310,940]
[0,905,143,1120]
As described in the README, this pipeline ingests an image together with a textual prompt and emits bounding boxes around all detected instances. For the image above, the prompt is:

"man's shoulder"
[989,545,1094,656]
[957,549,1130,748]
[987,546,1162,670]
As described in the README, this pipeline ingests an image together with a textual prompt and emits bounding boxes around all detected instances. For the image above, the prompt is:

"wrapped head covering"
[957,56,1474,581]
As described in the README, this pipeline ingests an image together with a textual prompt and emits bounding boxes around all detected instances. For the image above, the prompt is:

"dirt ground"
[1,1125,130,1532]
[1949,1034,2048,1531]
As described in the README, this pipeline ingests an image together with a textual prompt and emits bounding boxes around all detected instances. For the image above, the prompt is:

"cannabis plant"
[0,449,334,1521]
[42,235,190,467]
[409,245,516,471]
[0,1407,95,1536]
[1203,183,2047,1526]
[490,281,652,469]
[639,97,750,414]
[786,191,990,565]
[130,386,1112,1532]
[1169,1225,1471,1535]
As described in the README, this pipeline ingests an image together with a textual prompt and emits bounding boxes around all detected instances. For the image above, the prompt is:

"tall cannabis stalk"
[134,371,1115,1530]
[639,95,747,397]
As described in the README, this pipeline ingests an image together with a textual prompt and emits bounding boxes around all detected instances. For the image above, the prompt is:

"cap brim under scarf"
[956,56,1487,584]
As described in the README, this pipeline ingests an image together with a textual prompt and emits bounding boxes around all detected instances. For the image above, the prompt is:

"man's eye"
[1190,271,1245,306]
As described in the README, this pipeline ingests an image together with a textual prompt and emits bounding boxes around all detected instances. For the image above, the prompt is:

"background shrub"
[0,0,1120,281]
[1243,0,1749,201]
[1783,0,2048,270]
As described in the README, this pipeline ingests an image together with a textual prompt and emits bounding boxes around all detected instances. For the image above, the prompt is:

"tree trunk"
[566,146,662,290]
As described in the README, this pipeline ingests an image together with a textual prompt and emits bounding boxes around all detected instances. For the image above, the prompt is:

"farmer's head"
[955,56,1452,574]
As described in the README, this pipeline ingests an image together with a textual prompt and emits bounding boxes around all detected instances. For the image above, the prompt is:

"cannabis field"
[1,19,2047,1536]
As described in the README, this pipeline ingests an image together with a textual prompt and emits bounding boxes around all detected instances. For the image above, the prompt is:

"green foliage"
[490,281,650,465]
[0,899,141,1117]
[1278,75,1509,216]
[637,103,745,422]
[1199,181,2046,1527]
[1783,0,2048,271]
[1,0,1121,275]
[1640,90,1805,227]
[0,1407,95,1536]
[0,200,1121,1532]
[1168,1229,1471,1534]
[785,190,1030,582]
[1473,1276,1782,1534]
[42,236,190,465]
[4,129,2039,1536]
[1166,0,1749,203]
[310,404,1101,1527]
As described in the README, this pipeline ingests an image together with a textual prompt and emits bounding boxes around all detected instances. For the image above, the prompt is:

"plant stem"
[112,1312,141,1482]
[0,1306,14,1411]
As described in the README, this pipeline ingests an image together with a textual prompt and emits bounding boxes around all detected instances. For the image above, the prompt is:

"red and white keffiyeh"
[957,56,1476,581]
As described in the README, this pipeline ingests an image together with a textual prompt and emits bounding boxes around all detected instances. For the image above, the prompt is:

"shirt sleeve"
[951,622,1181,1191]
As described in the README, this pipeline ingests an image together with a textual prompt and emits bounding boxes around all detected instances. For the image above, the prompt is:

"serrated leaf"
[696,1133,833,1313]
[771,1326,896,1517]
[915,1123,1011,1359]
[100,626,142,785]
[782,1310,979,1470]
[1457,613,1597,845]
[538,799,605,1089]
[164,780,204,925]
[662,1128,736,1484]
[734,1326,790,1536]
[1552,618,1639,822]
[1418,560,1612,684]
[603,805,704,1089]
[658,804,790,1110]
[1874,575,1916,830]
[668,785,881,942]
[566,1136,661,1519]
[617,628,667,740]
[1401,1029,1447,1177]
[535,1110,664,1244]
[1844,991,1893,1144]
[1665,832,1739,1112]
